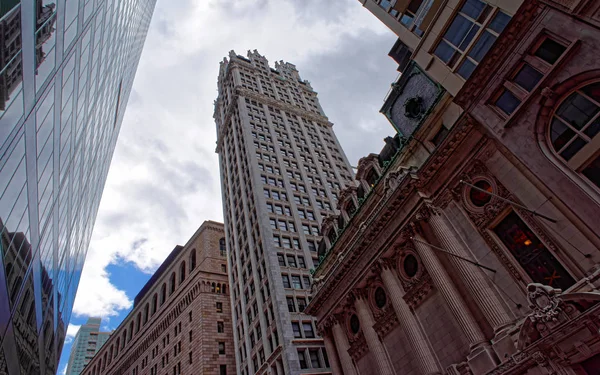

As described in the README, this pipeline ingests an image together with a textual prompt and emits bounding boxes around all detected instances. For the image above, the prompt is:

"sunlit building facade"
[65,317,111,375]
[0,0,156,374]
[215,50,354,374]
[307,1,600,374]
[80,221,236,375]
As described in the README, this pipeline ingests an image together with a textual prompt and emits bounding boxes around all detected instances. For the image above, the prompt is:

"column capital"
[372,257,396,274]
[349,288,369,303]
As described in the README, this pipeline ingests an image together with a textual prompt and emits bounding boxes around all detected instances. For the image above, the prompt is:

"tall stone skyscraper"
[215,50,354,374]
[0,1,156,374]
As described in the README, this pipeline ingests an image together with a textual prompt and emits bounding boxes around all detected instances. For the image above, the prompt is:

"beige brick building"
[81,221,236,375]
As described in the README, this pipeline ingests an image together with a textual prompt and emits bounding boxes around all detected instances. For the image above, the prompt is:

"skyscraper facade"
[65,317,111,375]
[215,50,355,374]
[80,221,236,375]
[0,1,156,374]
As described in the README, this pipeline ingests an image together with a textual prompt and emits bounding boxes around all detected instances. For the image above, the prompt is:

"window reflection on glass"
[35,9,57,92]
[0,3,24,130]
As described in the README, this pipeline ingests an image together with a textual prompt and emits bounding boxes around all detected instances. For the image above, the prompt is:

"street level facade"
[81,221,236,375]
[0,0,156,374]
[65,317,111,375]
[307,0,600,374]
[215,50,355,374]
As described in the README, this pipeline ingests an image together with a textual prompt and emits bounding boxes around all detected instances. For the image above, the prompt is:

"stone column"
[353,293,395,375]
[426,206,513,333]
[379,264,442,375]
[322,330,344,375]
[411,231,487,347]
[411,228,499,375]
[331,320,358,375]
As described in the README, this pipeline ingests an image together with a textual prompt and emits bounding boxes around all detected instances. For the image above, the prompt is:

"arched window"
[115,338,120,356]
[222,285,227,294]
[136,312,141,333]
[160,284,166,305]
[219,238,226,256]
[549,82,600,188]
[179,262,186,284]
[128,321,134,341]
[151,294,157,315]
[169,272,176,295]
[189,250,196,271]
[346,200,357,217]
[211,282,216,293]
[143,303,149,324]
[121,331,127,348]
[365,168,379,187]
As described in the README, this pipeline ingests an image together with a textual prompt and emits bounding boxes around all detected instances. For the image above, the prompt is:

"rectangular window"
[298,256,306,269]
[287,297,296,312]
[298,350,308,369]
[282,275,291,288]
[277,253,286,267]
[291,275,302,289]
[217,322,224,333]
[309,349,321,368]
[216,302,223,313]
[291,322,302,338]
[433,0,510,79]
[220,365,227,375]
[302,322,315,338]
[218,342,226,355]
[493,36,567,117]
[297,297,307,312]
[287,255,297,268]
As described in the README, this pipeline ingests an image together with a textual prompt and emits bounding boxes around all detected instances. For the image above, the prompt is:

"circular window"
[469,180,493,207]
[403,254,419,278]
[374,287,387,309]
[349,314,360,334]
[404,97,424,119]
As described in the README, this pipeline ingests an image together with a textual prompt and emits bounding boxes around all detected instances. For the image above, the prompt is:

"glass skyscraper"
[65,317,111,375]
[0,1,156,374]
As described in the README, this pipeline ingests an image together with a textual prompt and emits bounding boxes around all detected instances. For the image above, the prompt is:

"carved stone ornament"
[404,96,424,119]
[527,283,562,324]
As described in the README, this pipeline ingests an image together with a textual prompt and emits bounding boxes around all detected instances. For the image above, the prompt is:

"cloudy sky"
[58,0,399,372]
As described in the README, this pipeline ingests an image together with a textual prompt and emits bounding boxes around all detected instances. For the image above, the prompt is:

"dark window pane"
[581,82,600,103]
[513,64,543,92]
[457,59,476,79]
[445,15,474,47]
[582,155,600,188]
[468,30,496,62]
[559,137,587,161]
[461,0,487,20]
[584,119,600,139]
[493,211,575,291]
[434,40,456,63]
[555,92,599,130]
[534,39,566,64]
[550,118,575,151]
[495,90,521,115]
[458,24,480,50]
[489,11,511,33]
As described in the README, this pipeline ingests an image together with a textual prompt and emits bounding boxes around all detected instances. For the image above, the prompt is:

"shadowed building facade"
[307,0,600,374]
[65,317,111,375]
[214,50,355,374]
[0,1,156,374]
[80,221,236,375]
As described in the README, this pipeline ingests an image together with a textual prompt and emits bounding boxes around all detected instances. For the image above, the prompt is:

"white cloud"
[64,323,81,345]
[71,0,398,320]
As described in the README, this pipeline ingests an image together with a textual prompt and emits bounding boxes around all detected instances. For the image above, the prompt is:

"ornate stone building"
[80,221,236,375]
[307,0,600,374]
[214,50,354,374]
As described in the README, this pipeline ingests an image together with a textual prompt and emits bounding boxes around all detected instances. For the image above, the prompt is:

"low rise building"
[81,221,236,375]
